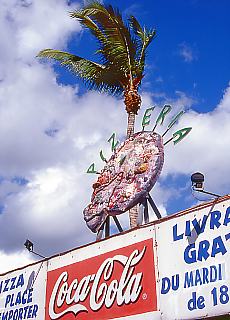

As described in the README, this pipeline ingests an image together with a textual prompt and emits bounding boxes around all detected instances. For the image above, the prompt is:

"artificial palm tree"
[37,1,156,228]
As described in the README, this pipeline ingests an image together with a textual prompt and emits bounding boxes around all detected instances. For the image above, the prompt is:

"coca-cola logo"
[46,239,157,319]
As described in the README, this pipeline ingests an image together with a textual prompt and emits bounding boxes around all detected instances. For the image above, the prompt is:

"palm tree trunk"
[124,82,142,229]
[126,112,135,138]
[127,112,139,228]
[129,205,139,228]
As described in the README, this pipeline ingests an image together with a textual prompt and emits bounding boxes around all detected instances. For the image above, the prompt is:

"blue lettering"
[18,308,24,319]
[16,274,24,289]
[210,265,218,282]
[188,292,205,310]
[27,305,33,318]
[10,293,14,307]
[15,291,21,305]
[185,220,191,236]
[22,291,27,304]
[8,310,13,320]
[192,215,208,236]
[184,271,194,288]
[27,288,33,304]
[5,294,11,308]
[13,309,18,319]
[23,306,29,318]
[184,243,196,263]
[2,312,8,320]
[202,267,209,284]
[218,263,224,280]
[173,224,183,241]
[194,269,202,286]
[197,295,205,309]
[188,292,196,311]
[211,236,227,257]
[210,211,221,229]
[161,277,171,294]
[161,275,179,294]
[32,305,39,318]
[3,279,10,292]
[198,240,210,261]
[224,207,230,226]
[10,277,16,290]
[172,274,179,291]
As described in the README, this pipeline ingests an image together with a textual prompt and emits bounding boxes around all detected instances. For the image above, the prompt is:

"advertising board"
[156,197,230,319]
[0,196,230,319]
[45,227,161,320]
[0,261,47,320]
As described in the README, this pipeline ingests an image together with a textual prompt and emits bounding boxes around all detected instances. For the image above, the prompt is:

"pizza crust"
[83,131,164,232]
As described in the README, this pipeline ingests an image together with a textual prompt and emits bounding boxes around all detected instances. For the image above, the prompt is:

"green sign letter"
[167,110,185,129]
[108,133,119,152]
[173,127,192,144]
[87,163,97,174]
[154,105,172,130]
[100,150,107,162]
[142,107,155,130]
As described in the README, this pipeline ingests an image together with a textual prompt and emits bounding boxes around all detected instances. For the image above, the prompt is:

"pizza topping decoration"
[84,105,192,233]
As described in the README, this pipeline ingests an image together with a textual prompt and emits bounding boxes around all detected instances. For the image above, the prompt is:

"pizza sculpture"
[84,131,164,233]
[83,106,192,233]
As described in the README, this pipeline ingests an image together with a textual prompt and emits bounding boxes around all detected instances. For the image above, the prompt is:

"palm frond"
[37,2,156,95]
[70,2,137,78]
[129,15,156,73]
[37,49,124,95]
[70,10,107,45]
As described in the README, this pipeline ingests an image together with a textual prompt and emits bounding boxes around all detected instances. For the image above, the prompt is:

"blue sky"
[65,0,230,112]
[0,0,229,272]
[56,0,230,213]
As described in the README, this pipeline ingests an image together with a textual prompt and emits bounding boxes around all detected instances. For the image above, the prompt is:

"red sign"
[45,239,157,319]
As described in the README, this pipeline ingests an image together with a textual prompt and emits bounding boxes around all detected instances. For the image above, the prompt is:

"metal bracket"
[139,193,162,224]
[146,193,162,219]
[96,215,124,241]
[96,193,161,241]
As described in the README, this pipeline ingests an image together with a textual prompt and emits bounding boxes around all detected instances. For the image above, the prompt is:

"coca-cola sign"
[45,239,157,319]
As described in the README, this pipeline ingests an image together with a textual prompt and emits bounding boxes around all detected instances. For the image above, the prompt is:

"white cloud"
[0,0,79,82]
[0,250,35,275]
[0,0,93,270]
[155,76,163,83]
[178,42,197,62]
[0,0,229,275]
[162,84,230,194]
[0,0,130,268]
[0,80,127,257]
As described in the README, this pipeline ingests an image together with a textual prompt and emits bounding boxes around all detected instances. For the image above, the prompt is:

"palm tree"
[37,1,156,228]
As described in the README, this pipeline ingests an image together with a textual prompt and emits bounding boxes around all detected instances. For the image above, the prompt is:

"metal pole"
[113,216,123,232]
[105,216,110,238]
[96,225,104,241]
[31,251,46,259]
[147,193,162,219]
[142,197,149,223]
[198,189,221,198]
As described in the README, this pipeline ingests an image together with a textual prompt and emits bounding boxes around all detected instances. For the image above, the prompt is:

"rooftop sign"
[0,195,229,319]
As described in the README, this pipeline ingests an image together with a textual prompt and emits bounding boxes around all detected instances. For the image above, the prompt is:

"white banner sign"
[156,198,230,319]
[0,196,230,319]
[0,262,47,320]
